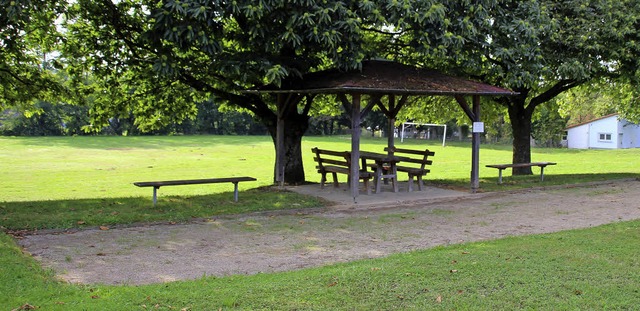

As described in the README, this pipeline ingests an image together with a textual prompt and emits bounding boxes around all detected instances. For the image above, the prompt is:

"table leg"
[497,169,503,184]
[382,165,389,185]
[540,166,545,182]
[391,163,398,192]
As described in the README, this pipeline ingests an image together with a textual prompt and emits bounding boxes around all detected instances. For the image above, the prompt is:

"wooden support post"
[350,93,362,201]
[470,95,481,193]
[275,95,287,187]
[455,95,482,193]
[387,95,396,155]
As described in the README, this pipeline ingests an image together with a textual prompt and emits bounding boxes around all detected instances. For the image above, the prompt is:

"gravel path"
[18,179,640,285]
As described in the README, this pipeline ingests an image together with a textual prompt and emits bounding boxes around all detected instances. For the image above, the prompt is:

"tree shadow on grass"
[0,188,324,232]
[4,135,272,150]
[432,173,639,192]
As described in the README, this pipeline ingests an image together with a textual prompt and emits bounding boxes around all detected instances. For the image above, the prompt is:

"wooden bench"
[311,147,373,195]
[384,146,435,192]
[134,177,257,206]
[485,162,557,184]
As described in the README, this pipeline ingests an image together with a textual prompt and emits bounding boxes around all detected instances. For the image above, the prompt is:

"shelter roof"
[246,60,516,96]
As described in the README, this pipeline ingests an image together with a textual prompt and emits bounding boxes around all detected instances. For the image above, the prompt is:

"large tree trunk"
[507,98,534,175]
[228,93,310,185]
[265,112,310,185]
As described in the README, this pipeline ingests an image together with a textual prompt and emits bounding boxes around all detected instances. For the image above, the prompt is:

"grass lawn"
[1,135,640,309]
[2,135,639,203]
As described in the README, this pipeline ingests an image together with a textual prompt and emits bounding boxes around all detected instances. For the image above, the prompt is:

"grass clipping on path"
[2,220,639,310]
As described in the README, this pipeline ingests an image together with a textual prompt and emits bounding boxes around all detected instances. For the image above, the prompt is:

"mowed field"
[1,134,639,202]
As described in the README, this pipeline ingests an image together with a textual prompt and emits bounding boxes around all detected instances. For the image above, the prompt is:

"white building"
[565,114,640,149]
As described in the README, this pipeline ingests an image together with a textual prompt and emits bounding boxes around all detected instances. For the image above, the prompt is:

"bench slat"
[314,157,350,167]
[134,177,257,188]
[486,162,556,169]
[134,176,257,206]
[386,147,435,157]
[311,147,372,194]
[485,162,557,184]
[396,166,430,174]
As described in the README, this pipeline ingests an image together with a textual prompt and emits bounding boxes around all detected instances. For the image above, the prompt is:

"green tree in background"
[531,102,566,147]
[557,81,635,125]
[361,1,640,172]
[0,0,66,111]
[478,1,640,173]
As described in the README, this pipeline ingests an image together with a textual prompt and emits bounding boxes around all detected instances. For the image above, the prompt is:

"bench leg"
[417,175,424,191]
[320,173,327,188]
[233,182,239,202]
[152,186,159,206]
[407,175,414,192]
[540,166,545,182]
[331,172,339,188]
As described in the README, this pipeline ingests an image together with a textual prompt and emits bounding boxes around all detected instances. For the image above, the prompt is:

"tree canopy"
[1,0,65,111]
[492,0,640,171]
[399,0,640,173]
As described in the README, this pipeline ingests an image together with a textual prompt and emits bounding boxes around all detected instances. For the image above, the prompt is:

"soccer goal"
[400,122,447,147]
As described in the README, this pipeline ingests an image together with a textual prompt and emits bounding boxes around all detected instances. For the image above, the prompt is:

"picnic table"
[359,151,404,193]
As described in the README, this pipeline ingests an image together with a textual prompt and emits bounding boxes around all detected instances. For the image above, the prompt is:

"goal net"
[399,122,447,147]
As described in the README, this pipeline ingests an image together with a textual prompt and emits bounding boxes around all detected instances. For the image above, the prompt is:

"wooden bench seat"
[134,177,257,206]
[485,162,556,184]
[384,146,435,192]
[311,147,373,195]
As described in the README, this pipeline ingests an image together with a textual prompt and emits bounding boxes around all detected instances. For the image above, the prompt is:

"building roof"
[245,60,517,96]
[565,113,619,130]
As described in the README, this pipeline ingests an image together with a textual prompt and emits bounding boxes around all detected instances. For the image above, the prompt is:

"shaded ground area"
[18,179,640,285]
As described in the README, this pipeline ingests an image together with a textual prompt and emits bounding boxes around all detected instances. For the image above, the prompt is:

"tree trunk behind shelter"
[508,100,534,175]
[265,113,309,185]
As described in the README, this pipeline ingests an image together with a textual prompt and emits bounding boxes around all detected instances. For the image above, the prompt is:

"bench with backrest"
[384,146,435,192]
[134,176,257,206]
[485,162,556,184]
[311,147,372,195]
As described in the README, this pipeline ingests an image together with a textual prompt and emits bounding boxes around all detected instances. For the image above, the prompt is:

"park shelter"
[565,114,640,149]
[246,60,516,200]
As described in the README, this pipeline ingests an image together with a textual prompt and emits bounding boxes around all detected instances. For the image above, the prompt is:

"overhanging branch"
[361,27,406,36]
[0,67,33,86]
[528,79,583,112]
[177,71,273,118]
